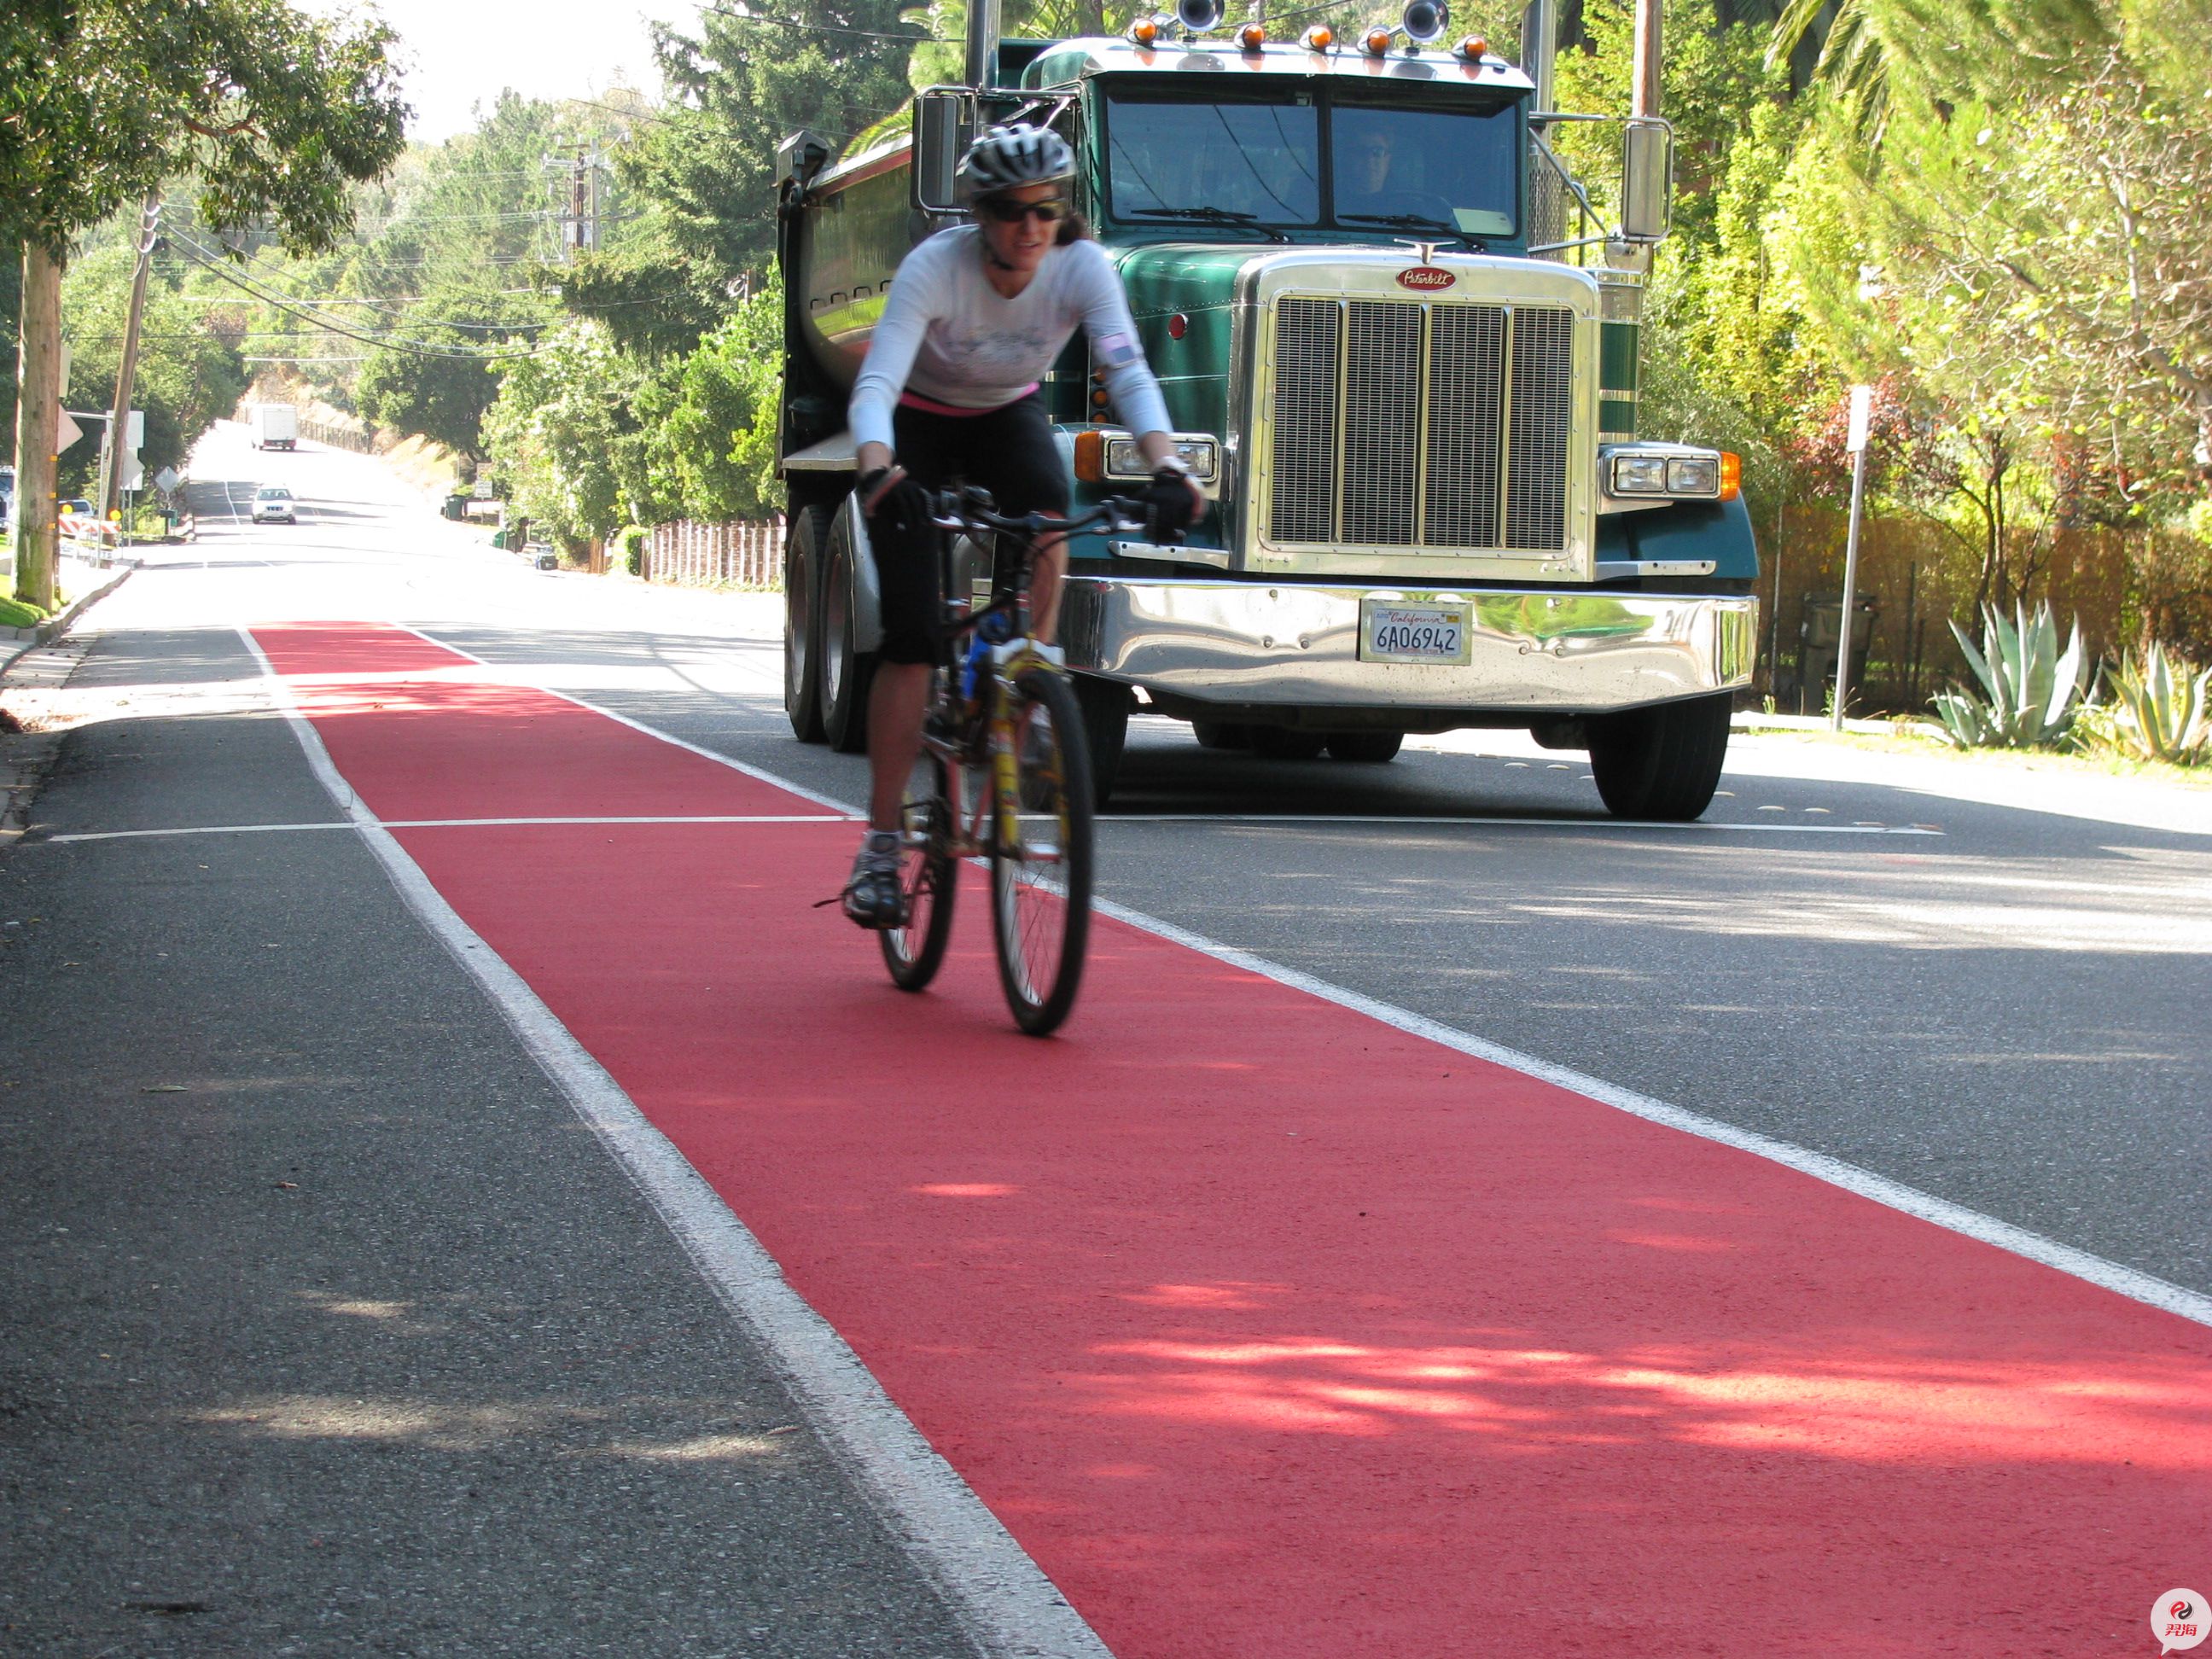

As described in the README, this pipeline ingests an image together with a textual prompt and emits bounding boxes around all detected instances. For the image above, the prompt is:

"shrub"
[2101,643,2210,765]
[1930,602,2090,749]
[614,525,649,576]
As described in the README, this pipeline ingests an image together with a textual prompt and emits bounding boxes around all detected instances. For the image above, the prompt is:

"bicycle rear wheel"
[881,751,958,990]
[989,667,1094,1035]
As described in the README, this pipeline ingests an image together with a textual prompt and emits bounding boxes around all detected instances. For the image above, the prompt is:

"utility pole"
[1832,384,1873,731]
[570,149,588,260]
[1631,0,1662,118]
[98,194,163,532]
[13,246,63,611]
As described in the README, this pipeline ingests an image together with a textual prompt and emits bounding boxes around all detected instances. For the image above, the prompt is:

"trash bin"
[1798,591,1880,714]
[442,494,469,521]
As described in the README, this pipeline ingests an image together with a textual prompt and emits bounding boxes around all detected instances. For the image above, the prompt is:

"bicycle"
[879,486,1144,1036]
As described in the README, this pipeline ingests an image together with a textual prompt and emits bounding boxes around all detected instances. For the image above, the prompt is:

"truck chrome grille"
[1269,300,1341,544]
[1265,295,1575,554]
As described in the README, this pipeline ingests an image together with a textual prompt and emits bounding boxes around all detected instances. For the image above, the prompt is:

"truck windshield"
[1103,85,1517,239]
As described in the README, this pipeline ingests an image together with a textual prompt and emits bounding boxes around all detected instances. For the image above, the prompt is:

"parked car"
[252,485,297,525]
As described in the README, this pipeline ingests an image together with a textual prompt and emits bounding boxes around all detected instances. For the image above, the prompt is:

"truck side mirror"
[913,90,974,214]
[1619,117,1674,242]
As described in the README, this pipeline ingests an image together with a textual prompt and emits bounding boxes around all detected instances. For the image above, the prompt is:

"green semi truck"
[775,0,1757,817]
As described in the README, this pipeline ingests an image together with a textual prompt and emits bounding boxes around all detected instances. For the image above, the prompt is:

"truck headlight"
[1610,453,1670,495]
[1604,444,1734,503]
[1666,456,1719,495]
[1076,429,1220,486]
[1107,434,1218,482]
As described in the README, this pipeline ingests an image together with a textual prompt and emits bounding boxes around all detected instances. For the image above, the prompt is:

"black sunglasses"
[981,196,1068,224]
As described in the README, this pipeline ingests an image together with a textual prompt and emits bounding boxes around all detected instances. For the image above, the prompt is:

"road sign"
[154,467,181,493]
[1845,384,1872,454]
[54,409,83,454]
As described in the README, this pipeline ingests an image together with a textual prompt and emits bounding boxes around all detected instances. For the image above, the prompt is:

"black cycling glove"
[1144,466,1200,543]
[858,466,934,537]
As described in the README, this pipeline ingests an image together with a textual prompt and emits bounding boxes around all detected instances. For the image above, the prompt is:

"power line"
[701,3,943,42]
[167,233,551,361]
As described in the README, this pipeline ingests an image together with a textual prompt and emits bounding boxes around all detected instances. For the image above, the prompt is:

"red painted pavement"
[262,621,2212,1656]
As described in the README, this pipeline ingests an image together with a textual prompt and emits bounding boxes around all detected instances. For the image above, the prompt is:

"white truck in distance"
[253,405,298,451]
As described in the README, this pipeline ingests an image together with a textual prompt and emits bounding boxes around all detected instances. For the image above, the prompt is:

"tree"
[561,3,919,356]
[3,0,405,607]
[639,276,787,522]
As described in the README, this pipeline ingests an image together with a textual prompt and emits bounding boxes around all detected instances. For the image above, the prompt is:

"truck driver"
[840,122,1206,929]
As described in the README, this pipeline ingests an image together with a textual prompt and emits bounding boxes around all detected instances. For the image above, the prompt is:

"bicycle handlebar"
[928,486,1146,542]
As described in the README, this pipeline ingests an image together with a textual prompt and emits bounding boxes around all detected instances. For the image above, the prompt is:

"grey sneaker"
[841,830,905,929]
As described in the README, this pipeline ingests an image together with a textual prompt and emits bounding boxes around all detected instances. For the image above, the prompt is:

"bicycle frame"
[907,489,1133,863]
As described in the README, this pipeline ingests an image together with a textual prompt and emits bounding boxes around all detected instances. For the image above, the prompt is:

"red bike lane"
[257,620,2211,1657]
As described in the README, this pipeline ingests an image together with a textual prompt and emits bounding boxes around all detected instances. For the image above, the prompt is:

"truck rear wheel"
[1586,693,1732,821]
[1073,676,1132,808]
[1191,720,1250,750]
[783,506,830,742]
[819,509,874,754]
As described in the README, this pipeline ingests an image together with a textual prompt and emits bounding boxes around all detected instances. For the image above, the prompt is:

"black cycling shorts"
[868,391,1069,666]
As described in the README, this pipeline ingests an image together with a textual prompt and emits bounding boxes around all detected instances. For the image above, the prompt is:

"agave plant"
[2104,643,2212,764]
[1930,601,2090,749]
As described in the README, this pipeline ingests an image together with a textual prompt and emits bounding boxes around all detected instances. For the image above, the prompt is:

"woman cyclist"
[841,123,1204,928]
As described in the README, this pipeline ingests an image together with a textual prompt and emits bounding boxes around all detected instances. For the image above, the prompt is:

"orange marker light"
[1301,23,1333,48]
[1129,16,1160,44]
[1238,21,1266,49]
[1074,430,1106,480]
[1364,26,1394,53]
[1720,451,1742,500]
[1455,33,1487,58]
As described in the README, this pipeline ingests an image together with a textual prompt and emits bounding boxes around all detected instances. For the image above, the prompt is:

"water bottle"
[958,609,1012,704]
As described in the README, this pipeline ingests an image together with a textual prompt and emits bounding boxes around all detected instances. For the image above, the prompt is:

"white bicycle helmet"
[953,124,1076,207]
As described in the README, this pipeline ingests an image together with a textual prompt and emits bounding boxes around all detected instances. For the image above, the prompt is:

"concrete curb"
[0,556,137,677]
[1732,711,1907,738]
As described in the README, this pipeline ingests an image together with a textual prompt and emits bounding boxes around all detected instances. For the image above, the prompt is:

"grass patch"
[0,593,49,630]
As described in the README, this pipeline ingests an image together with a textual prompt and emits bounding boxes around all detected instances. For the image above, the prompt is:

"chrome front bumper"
[1062,575,1757,713]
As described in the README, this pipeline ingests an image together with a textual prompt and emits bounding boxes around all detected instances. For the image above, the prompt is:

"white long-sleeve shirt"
[848,225,1172,451]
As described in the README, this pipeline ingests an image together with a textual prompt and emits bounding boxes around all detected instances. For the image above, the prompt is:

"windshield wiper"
[1123,207,1291,242]
[1339,212,1487,250]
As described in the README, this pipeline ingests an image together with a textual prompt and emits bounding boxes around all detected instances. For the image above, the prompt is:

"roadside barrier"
[643,518,784,589]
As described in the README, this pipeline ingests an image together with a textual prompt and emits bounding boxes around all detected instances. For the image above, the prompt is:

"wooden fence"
[643,518,785,589]
[1755,508,2209,713]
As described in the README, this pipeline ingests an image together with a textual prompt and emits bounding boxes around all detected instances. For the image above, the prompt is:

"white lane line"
[45,814,853,845]
[236,625,1110,1659]
[375,638,2209,1330]
[1102,813,1943,835]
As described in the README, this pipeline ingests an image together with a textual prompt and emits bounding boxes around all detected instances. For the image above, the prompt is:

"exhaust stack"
[1519,0,1554,113]
[966,0,1004,89]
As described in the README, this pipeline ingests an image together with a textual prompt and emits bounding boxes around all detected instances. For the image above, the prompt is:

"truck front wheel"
[1072,676,1132,808]
[1586,693,1732,821]
[783,505,830,742]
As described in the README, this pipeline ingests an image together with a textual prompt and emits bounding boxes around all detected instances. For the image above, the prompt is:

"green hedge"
[614,524,649,576]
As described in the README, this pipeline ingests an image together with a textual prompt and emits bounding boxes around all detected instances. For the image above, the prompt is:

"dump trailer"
[775,0,1757,816]
[253,403,298,451]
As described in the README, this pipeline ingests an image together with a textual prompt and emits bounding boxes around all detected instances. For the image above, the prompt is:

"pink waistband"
[899,386,1039,418]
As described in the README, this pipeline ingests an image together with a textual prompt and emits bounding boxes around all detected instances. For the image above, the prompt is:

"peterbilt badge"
[1397,267,1456,291]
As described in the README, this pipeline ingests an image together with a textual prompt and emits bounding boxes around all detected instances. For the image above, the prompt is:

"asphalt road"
[4,421,2207,1651]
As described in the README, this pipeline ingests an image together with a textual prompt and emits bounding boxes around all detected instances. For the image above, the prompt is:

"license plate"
[1359,599,1471,665]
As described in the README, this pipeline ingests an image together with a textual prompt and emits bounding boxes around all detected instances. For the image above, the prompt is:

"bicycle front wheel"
[989,667,1094,1035]
[881,751,958,991]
